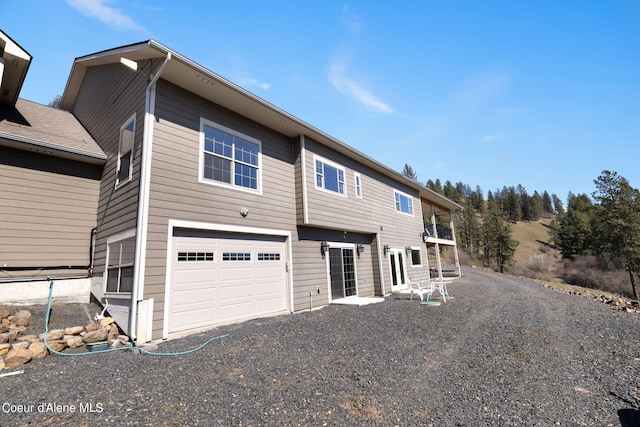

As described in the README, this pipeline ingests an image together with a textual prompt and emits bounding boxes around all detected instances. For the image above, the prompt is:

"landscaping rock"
[83,327,109,344]
[41,329,64,341]
[0,307,10,321]
[0,357,4,370]
[99,317,115,327]
[11,341,31,349]
[12,310,31,327]
[64,326,84,335]
[65,335,84,349]
[47,340,67,353]
[85,322,101,332]
[0,343,10,356]
[28,342,48,359]
[4,347,32,368]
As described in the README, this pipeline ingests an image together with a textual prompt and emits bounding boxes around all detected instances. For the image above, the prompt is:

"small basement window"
[410,249,422,266]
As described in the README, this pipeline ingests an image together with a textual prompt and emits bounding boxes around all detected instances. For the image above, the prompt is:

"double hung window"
[116,114,136,187]
[315,156,346,196]
[106,237,135,294]
[201,120,261,192]
[394,190,414,215]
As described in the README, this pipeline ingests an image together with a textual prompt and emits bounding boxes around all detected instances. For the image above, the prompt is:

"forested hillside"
[402,165,640,301]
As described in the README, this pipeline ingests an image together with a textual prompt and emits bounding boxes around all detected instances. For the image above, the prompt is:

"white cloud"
[234,75,271,91]
[480,135,501,142]
[66,0,147,33]
[328,61,394,114]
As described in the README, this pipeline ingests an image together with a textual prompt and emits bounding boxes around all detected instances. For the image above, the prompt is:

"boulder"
[11,341,31,349]
[0,357,4,370]
[0,343,11,356]
[41,329,64,341]
[12,310,31,327]
[85,322,101,332]
[0,307,11,321]
[20,335,40,343]
[107,324,119,341]
[0,333,8,344]
[83,327,109,344]
[0,324,8,334]
[28,342,48,359]
[65,335,84,349]
[99,317,115,327]
[4,347,32,368]
[64,326,84,335]
[47,340,67,353]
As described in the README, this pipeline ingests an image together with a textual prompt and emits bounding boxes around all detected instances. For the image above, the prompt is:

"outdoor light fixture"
[356,244,365,256]
[406,246,412,256]
[119,57,149,83]
[321,241,330,255]
[383,244,390,256]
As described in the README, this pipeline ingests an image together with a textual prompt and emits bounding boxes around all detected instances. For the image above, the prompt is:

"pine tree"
[592,170,640,300]
[481,197,519,273]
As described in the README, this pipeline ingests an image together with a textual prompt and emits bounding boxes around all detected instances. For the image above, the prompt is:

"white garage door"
[169,231,288,333]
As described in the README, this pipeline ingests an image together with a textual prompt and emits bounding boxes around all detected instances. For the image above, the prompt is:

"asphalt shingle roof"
[0,98,105,161]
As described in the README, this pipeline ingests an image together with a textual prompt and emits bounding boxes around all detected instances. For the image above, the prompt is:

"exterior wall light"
[321,241,330,256]
[383,244,390,256]
[356,244,365,256]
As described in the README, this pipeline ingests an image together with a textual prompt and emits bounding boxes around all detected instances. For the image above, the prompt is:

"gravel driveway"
[2,267,639,426]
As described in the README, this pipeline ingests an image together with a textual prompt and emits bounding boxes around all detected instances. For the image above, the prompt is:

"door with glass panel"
[329,247,357,300]
[389,248,407,288]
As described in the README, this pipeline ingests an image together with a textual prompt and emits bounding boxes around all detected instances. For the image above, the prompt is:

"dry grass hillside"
[509,218,563,281]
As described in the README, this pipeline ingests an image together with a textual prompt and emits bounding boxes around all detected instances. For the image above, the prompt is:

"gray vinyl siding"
[301,137,430,288]
[144,80,297,337]
[0,146,101,278]
[292,227,378,311]
[70,63,147,281]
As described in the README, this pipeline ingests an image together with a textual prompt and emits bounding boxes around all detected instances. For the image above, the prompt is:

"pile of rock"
[0,308,130,370]
[541,283,640,313]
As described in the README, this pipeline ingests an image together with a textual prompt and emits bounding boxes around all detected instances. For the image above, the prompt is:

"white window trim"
[409,247,422,267]
[103,228,137,297]
[394,189,415,216]
[354,172,362,199]
[313,154,347,198]
[198,118,263,195]
[115,113,136,188]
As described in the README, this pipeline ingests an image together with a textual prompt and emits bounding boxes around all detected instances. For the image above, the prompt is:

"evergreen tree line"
[401,165,640,300]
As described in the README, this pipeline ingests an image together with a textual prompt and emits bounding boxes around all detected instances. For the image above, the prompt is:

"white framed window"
[410,248,422,266]
[394,190,414,216]
[200,119,262,193]
[314,155,346,196]
[354,172,362,198]
[116,114,136,187]
[105,235,135,294]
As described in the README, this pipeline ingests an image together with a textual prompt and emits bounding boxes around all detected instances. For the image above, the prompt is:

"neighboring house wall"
[0,146,101,278]
[144,80,298,338]
[70,63,147,327]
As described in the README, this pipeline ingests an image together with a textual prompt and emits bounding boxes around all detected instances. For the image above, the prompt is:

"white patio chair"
[408,279,434,301]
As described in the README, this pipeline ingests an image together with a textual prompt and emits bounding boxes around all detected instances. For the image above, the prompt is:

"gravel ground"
[1,267,639,426]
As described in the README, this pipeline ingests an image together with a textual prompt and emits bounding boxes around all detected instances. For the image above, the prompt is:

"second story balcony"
[424,223,454,243]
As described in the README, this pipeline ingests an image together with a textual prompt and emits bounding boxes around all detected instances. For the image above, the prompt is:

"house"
[0,30,106,303]
[2,34,462,343]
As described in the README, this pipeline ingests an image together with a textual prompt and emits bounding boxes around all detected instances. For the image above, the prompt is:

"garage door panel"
[169,231,287,333]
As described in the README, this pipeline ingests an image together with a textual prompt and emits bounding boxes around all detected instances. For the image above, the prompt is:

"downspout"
[130,52,172,343]
[300,135,309,224]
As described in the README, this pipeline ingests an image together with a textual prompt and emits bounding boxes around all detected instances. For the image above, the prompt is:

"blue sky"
[3,0,639,204]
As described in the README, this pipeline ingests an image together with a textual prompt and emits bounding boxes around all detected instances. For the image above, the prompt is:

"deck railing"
[424,223,454,241]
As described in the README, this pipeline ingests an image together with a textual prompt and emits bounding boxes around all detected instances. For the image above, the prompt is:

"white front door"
[388,248,407,289]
